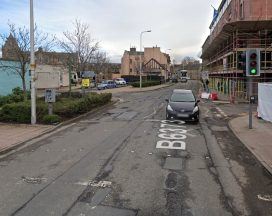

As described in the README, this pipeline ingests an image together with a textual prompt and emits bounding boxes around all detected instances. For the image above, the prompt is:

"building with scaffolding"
[201,0,272,98]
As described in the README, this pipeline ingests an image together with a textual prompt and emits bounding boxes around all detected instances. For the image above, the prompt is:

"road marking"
[156,140,186,150]
[216,107,228,118]
[143,107,156,119]
[156,120,187,150]
[143,103,164,119]
[257,194,272,202]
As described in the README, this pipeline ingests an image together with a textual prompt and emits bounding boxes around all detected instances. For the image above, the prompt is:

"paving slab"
[0,123,53,153]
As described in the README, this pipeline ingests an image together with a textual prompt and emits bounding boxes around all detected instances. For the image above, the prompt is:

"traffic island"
[0,92,112,124]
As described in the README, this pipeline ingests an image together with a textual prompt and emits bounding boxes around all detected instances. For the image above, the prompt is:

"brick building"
[201,0,272,98]
[120,47,171,80]
[1,35,74,65]
[1,34,20,60]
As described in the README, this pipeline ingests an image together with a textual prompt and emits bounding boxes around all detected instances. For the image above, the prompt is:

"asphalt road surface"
[0,80,271,216]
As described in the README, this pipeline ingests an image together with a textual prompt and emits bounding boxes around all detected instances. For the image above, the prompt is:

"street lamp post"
[30,0,36,124]
[140,30,151,88]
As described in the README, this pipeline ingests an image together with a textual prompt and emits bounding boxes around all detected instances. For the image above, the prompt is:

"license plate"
[177,113,188,118]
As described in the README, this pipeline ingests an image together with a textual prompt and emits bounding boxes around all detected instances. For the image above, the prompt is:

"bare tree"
[92,51,109,71]
[0,23,56,95]
[181,56,196,65]
[181,56,201,71]
[59,19,99,75]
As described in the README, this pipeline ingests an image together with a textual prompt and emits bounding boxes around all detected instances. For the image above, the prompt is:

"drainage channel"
[163,151,191,216]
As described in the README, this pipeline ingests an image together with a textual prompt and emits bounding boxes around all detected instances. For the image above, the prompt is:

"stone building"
[1,34,20,60]
[120,47,171,80]
[35,47,74,66]
[1,35,74,65]
[201,0,272,98]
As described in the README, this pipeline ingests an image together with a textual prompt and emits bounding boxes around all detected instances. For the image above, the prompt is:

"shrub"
[0,92,112,123]
[0,87,30,107]
[53,93,112,118]
[131,81,161,88]
[42,114,61,124]
[0,102,31,123]
[0,101,47,123]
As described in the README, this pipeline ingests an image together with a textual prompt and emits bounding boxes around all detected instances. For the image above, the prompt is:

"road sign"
[82,78,90,87]
[45,89,56,103]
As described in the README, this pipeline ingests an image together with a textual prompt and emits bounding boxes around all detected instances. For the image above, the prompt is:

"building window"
[130,68,132,73]
[239,0,244,20]
[261,51,272,69]
[129,59,132,64]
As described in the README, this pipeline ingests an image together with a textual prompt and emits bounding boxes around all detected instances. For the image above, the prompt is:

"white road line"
[216,107,228,117]
[216,114,222,118]
[143,107,157,119]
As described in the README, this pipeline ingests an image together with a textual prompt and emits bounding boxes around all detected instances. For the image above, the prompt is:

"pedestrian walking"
[205,79,210,92]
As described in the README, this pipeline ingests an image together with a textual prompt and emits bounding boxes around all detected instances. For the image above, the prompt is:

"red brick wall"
[249,0,272,20]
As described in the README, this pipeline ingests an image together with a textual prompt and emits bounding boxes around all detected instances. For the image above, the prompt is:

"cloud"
[0,0,221,62]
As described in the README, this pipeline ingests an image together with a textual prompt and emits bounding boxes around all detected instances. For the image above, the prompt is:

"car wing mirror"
[165,99,169,102]
[196,99,200,103]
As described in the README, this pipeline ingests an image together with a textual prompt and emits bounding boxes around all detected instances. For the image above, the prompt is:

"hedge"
[0,93,112,124]
[42,114,61,124]
[0,102,47,123]
[131,81,161,88]
[0,87,30,107]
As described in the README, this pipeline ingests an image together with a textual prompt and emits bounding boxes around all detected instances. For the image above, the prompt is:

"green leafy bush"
[0,87,30,107]
[0,101,47,123]
[42,114,61,124]
[0,92,111,123]
[53,93,112,118]
[131,81,161,88]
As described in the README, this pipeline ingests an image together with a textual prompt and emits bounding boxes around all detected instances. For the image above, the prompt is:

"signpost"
[81,78,90,95]
[45,89,56,115]
[82,78,90,88]
[246,49,261,129]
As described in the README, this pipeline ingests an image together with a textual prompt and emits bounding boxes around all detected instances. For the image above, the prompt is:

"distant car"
[115,78,127,86]
[165,89,200,122]
[97,80,117,90]
[171,77,178,83]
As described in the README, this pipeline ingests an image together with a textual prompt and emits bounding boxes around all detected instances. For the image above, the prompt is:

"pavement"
[229,114,272,174]
[0,83,172,155]
[202,88,272,174]
[0,123,53,154]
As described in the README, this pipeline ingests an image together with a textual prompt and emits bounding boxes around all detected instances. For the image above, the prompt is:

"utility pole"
[140,30,151,88]
[30,0,36,124]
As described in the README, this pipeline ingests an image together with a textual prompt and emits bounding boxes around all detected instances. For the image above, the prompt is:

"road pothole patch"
[164,157,183,170]
[21,176,47,184]
[165,172,178,189]
[210,126,229,132]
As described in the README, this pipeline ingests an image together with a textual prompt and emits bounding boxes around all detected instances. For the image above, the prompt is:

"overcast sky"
[0,0,221,63]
